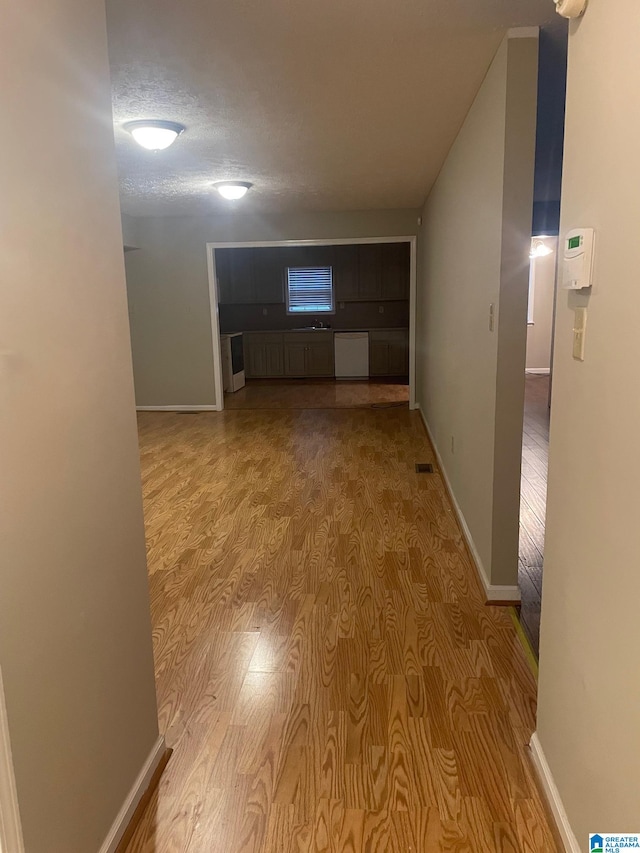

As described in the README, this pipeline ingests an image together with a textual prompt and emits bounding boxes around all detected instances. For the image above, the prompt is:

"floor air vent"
[415,463,435,473]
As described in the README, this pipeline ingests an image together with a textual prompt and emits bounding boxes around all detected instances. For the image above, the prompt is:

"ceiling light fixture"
[530,238,554,259]
[124,120,185,151]
[213,181,253,200]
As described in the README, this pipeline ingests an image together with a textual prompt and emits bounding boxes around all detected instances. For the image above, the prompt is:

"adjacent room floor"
[518,375,551,656]
[224,378,410,410]
[128,406,558,851]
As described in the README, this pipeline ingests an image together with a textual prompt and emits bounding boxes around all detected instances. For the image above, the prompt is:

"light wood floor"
[518,377,550,655]
[126,407,558,852]
[224,379,410,410]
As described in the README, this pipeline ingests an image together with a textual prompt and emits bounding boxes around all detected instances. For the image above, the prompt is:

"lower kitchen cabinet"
[243,333,284,378]
[243,331,334,378]
[283,338,307,376]
[283,332,334,377]
[369,329,409,376]
[243,329,406,379]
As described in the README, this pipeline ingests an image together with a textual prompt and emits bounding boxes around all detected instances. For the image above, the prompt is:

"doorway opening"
[206,237,417,413]
[515,16,568,656]
[518,236,557,652]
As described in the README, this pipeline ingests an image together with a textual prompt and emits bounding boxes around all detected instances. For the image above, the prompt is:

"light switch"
[572,307,587,361]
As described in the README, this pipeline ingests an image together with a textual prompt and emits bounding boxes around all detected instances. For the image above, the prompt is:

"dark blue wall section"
[532,17,569,236]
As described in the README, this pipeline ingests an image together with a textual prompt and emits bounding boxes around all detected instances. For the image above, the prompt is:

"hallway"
[127,407,558,851]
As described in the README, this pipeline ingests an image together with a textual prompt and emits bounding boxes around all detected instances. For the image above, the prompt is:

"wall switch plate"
[262,307,268,316]
[339,302,345,309]
[379,305,384,314]
[573,307,587,360]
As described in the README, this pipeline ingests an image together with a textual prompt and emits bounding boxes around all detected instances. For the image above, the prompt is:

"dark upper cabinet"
[215,248,233,304]
[336,243,409,302]
[357,244,382,300]
[216,247,254,304]
[217,242,409,306]
[333,245,359,302]
[252,247,285,304]
[228,248,254,303]
[217,247,284,305]
[381,242,410,300]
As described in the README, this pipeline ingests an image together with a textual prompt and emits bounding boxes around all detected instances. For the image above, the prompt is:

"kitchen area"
[217,241,410,408]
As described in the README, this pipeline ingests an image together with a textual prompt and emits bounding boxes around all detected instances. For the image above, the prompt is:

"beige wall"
[124,210,419,406]
[122,212,141,250]
[526,237,557,372]
[0,2,159,851]
[536,0,640,837]
[417,32,538,590]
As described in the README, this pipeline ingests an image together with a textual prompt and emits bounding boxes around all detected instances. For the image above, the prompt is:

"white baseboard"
[526,368,551,375]
[98,735,166,853]
[481,581,521,603]
[416,406,521,603]
[136,405,218,412]
[529,733,580,853]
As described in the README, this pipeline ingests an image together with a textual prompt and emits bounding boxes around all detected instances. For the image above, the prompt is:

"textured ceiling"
[106,0,554,217]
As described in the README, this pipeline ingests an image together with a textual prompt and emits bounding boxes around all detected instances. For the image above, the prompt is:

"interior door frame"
[206,235,418,412]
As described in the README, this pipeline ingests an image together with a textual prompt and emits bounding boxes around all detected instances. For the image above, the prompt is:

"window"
[286,266,334,314]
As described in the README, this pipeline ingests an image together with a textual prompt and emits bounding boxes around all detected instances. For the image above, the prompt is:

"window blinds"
[286,266,334,313]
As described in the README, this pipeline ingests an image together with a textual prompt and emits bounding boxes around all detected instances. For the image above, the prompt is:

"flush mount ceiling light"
[530,238,554,259]
[123,120,185,151]
[213,181,253,200]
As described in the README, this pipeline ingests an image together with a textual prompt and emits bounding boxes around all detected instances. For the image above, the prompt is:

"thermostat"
[562,228,595,290]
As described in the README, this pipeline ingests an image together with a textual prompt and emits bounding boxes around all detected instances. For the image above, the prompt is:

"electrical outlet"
[262,307,268,316]
[379,305,384,314]
[339,302,345,310]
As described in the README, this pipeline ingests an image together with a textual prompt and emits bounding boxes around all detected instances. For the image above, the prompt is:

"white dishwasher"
[334,332,369,379]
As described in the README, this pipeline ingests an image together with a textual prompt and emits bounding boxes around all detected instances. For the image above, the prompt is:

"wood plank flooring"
[224,379,410,410]
[518,376,550,656]
[126,406,558,852]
